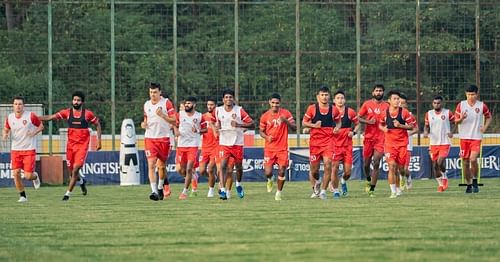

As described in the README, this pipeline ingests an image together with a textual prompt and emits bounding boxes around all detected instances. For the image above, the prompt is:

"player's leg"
[330,160,341,199]
[341,163,352,197]
[370,150,384,193]
[309,160,321,198]
[233,146,245,198]
[263,150,275,193]
[12,167,27,202]
[225,158,235,198]
[469,150,480,193]
[437,154,448,190]
[362,139,374,192]
[218,148,229,199]
[319,153,332,200]
[387,161,398,198]
[274,151,288,200]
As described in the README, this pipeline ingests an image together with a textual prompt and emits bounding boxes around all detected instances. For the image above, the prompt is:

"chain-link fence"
[1,0,498,152]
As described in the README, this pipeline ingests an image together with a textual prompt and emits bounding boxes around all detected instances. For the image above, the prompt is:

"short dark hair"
[270,93,281,100]
[72,91,85,102]
[433,95,444,101]
[373,84,385,91]
[185,96,197,103]
[13,96,24,103]
[399,93,408,100]
[465,84,478,93]
[149,82,161,90]
[333,90,345,97]
[222,89,235,98]
[317,85,330,95]
[206,97,217,103]
[387,90,401,99]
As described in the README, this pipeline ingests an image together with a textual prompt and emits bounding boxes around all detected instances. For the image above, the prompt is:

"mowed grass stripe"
[1,179,500,261]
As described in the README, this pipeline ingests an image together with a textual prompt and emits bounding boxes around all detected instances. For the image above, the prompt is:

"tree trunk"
[5,0,15,31]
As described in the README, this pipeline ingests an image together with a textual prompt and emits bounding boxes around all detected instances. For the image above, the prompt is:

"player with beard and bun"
[358,84,388,197]
[423,96,455,192]
[40,91,102,201]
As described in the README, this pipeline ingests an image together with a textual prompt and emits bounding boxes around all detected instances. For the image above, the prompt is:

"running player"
[398,94,418,191]
[358,84,388,197]
[454,85,492,193]
[2,96,43,202]
[259,93,296,201]
[330,91,360,199]
[176,97,206,200]
[423,95,455,192]
[141,83,176,201]
[214,89,254,200]
[379,90,417,198]
[40,91,102,201]
[199,98,218,197]
[302,85,339,200]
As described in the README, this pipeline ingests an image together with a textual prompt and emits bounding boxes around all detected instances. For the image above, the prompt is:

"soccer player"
[259,93,296,201]
[199,98,218,197]
[214,89,254,200]
[423,96,455,192]
[141,83,176,201]
[330,91,360,199]
[302,85,339,199]
[454,85,492,193]
[379,90,417,198]
[176,97,206,200]
[358,84,388,197]
[398,94,418,191]
[40,91,102,201]
[2,96,43,202]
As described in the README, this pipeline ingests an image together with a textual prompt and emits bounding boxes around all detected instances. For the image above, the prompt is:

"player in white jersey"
[141,83,176,201]
[399,94,417,191]
[175,97,206,200]
[2,97,43,202]
[454,85,492,193]
[214,89,254,200]
[423,96,455,192]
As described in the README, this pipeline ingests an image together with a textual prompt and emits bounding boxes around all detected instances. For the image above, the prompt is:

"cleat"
[149,192,160,201]
[189,191,198,197]
[219,190,227,200]
[62,195,70,201]
[207,189,215,198]
[178,193,188,200]
[400,176,407,191]
[389,193,397,198]
[163,184,171,198]
[226,191,232,199]
[158,189,164,200]
[465,186,472,194]
[365,181,371,193]
[275,192,282,201]
[396,189,403,196]
[18,196,28,203]
[80,178,88,196]
[266,180,273,193]
[319,192,327,200]
[192,175,198,191]
[333,192,341,199]
[472,185,479,193]
[442,178,449,190]
[314,183,321,195]
[236,185,244,199]
[341,182,348,197]
[33,175,41,190]
[310,191,319,199]
[407,179,413,190]
[368,191,375,198]
[437,186,444,192]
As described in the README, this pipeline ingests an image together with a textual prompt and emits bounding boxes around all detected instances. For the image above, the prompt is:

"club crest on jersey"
[22,120,27,126]
[441,115,445,120]
[232,113,237,119]
[193,118,198,123]
[475,108,480,114]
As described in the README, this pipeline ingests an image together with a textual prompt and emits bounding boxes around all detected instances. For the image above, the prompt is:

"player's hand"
[480,127,486,133]
[348,131,354,138]
[461,111,467,120]
[192,126,198,133]
[366,118,376,125]
[141,121,148,129]
[381,126,388,133]
[447,132,453,138]
[423,132,429,138]
[302,127,310,134]
[231,120,238,128]
[96,140,102,151]
[279,116,288,124]
[266,135,273,143]
[312,121,321,128]
[2,133,8,140]
[155,107,164,117]
[393,119,400,128]
[333,127,340,134]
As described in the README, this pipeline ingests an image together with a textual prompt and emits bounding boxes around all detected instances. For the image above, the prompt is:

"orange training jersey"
[55,108,99,145]
[303,104,339,147]
[260,108,295,151]
[201,112,218,150]
[359,99,389,140]
[379,107,416,147]
[333,107,358,147]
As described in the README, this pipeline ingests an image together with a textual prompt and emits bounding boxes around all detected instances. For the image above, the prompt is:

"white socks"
[390,184,397,193]
[150,183,158,194]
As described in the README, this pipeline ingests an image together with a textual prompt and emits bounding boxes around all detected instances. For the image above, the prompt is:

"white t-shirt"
[5,111,41,151]
[144,97,174,139]
[215,105,250,146]
[427,109,452,145]
[177,110,202,148]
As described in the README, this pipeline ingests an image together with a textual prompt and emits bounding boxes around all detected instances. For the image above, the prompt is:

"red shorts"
[66,143,89,169]
[460,139,481,160]
[430,145,451,161]
[363,137,384,159]
[176,147,198,165]
[333,145,353,165]
[199,147,217,165]
[264,150,288,167]
[404,150,411,167]
[11,150,36,173]
[217,145,243,164]
[145,138,170,162]
[384,144,408,166]
[309,146,333,164]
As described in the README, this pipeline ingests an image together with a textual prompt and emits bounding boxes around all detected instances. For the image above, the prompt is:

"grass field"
[1,179,500,261]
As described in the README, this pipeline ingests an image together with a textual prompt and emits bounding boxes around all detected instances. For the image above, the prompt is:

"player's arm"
[357,105,376,125]
[454,103,467,124]
[259,125,271,143]
[199,115,209,134]
[2,119,10,140]
[280,113,297,132]
[236,108,255,129]
[302,106,321,129]
[423,112,429,138]
[480,104,492,133]
[38,114,58,121]
[94,120,102,151]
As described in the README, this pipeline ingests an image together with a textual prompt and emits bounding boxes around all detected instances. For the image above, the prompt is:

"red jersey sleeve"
[4,118,9,129]
[358,102,368,117]
[379,110,387,126]
[303,105,315,122]
[424,112,429,125]
[332,106,341,121]
[348,108,358,124]
[85,110,99,125]
[448,110,455,122]
[285,110,295,123]
[30,112,42,127]
[454,103,462,121]
[240,108,253,123]
[175,112,180,126]
[200,114,209,129]
[259,112,268,130]
[483,103,491,118]
[403,109,417,126]
[165,99,175,117]
[55,108,69,120]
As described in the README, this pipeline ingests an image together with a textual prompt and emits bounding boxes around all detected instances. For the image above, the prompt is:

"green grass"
[1,179,500,261]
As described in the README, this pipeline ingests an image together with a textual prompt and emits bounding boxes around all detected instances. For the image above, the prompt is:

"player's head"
[432,95,443,111]
[316,85,330,105]
[13,96,24,113]
[399,93,408,109]
[333,90,346,107]
[465,84,478,102]
[184,96,197,112]
[269,93,281,112]
[148,82,162,101]
[222,89,235,106]
[206,97,216,113]
[387,90,401,107]
[372,84,385,101]
[72,91,85,110]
